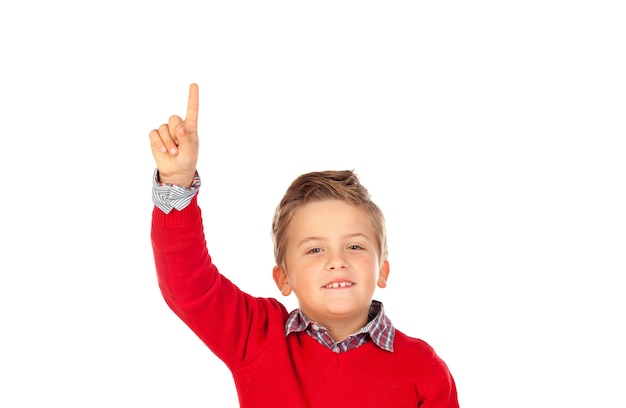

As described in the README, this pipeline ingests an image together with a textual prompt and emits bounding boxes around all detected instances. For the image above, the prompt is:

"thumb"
[176,120,197,147]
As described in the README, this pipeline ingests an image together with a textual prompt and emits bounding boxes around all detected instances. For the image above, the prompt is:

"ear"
[377,260,390,288]
[273,265,292,296]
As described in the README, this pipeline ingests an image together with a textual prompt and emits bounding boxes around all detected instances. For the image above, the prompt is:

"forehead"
[288,199,374,238]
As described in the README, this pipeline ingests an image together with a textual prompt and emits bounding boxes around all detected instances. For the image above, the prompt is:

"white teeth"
[325,282,353,288]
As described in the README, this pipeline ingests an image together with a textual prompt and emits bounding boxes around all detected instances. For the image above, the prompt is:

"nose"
[326,250,347,270]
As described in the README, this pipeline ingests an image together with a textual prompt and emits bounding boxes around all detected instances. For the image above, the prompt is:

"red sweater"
[151,197,459,407]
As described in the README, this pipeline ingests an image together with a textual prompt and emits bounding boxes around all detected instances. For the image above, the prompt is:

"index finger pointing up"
[185,83,199,132]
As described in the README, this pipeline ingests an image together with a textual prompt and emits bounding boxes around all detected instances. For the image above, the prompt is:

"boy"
[149,83,459,407]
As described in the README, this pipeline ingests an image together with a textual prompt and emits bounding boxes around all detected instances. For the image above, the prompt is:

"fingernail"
[178,127,185,135]
[160,146,167,153]
[170,147,177,155]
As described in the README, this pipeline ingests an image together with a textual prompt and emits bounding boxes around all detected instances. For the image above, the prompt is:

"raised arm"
[149,83,200,187]
[148,84,289,368]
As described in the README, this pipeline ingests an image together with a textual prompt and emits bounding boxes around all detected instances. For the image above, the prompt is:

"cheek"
[285,260,315,286]
[353,254,379,269]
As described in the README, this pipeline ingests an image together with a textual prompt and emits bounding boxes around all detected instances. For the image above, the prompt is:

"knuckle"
[158,124,170,135]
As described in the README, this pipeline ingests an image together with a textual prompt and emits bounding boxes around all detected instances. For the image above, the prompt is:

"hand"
[149,83,200,187]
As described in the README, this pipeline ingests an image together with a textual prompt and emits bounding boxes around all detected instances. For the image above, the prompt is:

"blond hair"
[271,170,387,268]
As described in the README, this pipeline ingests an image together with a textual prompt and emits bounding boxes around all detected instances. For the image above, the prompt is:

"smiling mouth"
[323,282,354,289]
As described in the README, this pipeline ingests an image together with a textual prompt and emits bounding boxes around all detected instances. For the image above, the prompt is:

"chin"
[325,301,365,316]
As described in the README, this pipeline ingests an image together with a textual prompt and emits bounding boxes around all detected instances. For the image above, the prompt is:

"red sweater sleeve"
[150,196,288,368]
[420,348,459,407]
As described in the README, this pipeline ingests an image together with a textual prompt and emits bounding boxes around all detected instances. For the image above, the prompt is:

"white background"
[1,1,624,407]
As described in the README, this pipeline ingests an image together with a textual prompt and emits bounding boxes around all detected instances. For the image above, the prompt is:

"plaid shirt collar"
[284,300,395,352]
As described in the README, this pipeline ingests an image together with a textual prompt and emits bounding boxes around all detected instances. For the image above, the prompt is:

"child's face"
[273,199,389,326]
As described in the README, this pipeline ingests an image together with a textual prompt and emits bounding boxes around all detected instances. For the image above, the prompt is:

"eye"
[307,247,322,254]
[348,244,363,251]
